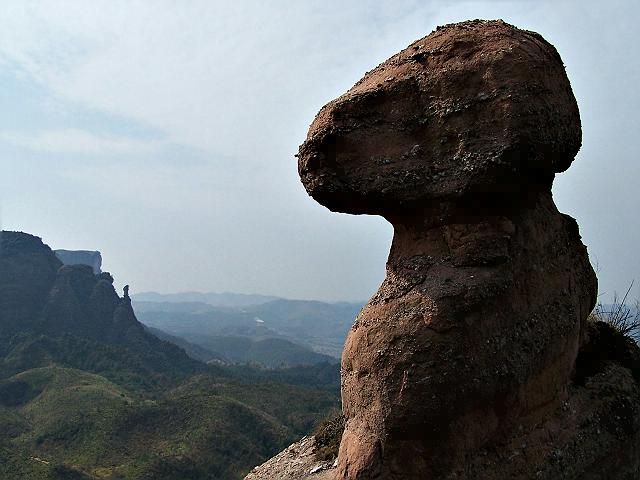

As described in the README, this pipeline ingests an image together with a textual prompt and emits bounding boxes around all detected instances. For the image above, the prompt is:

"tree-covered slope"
[180,334,336,368]
[0,366,337,479]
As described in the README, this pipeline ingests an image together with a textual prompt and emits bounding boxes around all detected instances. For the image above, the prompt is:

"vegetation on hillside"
[183,335,336,368]
[312,410,344,461]
[575,286,640,385]
[0,362,339,480]
[592,282,640,342]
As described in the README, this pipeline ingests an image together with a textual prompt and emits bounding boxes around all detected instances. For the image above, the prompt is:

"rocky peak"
[3,232,151,346]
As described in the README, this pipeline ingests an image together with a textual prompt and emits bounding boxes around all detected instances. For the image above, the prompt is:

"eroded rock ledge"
[245,436,336,480]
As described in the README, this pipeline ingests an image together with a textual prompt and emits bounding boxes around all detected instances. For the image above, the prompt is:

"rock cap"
[298,20,581,216]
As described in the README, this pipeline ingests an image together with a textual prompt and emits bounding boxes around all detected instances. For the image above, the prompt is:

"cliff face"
[276,19,638,480]
[2,231,133,340]
[0,231,199,378]
[0,232,62,338]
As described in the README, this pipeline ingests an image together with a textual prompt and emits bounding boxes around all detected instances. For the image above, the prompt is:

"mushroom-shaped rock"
[298,20,601,479]
[298,19,581,217]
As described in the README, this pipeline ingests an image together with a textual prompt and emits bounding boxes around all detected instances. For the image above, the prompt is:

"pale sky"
[0,1,638,302]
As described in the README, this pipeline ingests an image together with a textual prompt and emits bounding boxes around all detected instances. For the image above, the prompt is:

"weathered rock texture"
[245,436,336,480]
[295,20,639,479]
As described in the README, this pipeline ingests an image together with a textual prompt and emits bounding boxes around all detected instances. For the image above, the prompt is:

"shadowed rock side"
[294,19,636,480]
[1,232,139,343]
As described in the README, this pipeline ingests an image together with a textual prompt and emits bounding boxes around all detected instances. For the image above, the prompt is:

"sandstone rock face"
[298,20,606,479]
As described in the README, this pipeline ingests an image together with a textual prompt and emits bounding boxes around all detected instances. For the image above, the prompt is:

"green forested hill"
[178,334,336,368]
[0,366,337,479]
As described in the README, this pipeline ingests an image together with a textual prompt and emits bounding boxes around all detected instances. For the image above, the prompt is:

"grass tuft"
[593,281,640,342]
[313,411,344,461]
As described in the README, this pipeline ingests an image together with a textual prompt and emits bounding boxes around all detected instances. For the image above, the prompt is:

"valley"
[0,231,343,479]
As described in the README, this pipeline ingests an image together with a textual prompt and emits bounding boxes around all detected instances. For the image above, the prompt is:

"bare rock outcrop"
[293,19,637,479]
[245,436,336,480]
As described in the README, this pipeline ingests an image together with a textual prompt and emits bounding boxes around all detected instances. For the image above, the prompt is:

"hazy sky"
[0,1,638,302]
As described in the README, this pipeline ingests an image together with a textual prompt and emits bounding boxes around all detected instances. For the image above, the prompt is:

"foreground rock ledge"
[245,436,336,480]
[246,19,640,479]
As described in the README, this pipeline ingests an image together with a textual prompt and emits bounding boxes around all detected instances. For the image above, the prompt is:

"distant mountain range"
[133,291,280,308]
[133,294,364,362]
[0,231,339,480]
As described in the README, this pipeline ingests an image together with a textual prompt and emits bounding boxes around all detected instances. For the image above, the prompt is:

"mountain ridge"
[134,298,363,360]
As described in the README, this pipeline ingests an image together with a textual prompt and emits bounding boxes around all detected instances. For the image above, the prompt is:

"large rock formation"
[294,20,639,479]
